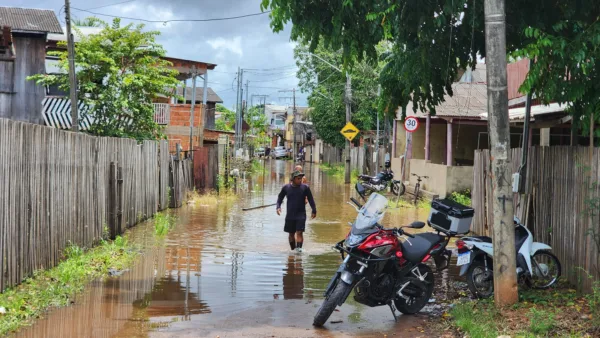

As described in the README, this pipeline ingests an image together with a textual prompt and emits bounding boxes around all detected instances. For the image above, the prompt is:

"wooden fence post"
[117,165,124,234]
[109,162,118,239]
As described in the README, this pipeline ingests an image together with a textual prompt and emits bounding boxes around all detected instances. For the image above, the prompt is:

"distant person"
[277,170,317,252]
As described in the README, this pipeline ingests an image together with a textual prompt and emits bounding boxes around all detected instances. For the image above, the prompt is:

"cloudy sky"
[6,0,308,108]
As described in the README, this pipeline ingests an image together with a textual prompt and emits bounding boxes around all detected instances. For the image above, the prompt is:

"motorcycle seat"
[462,236,492,243]
[401,233,445,263]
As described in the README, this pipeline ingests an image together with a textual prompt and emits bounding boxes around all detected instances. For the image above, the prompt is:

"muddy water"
[15,161,462,338]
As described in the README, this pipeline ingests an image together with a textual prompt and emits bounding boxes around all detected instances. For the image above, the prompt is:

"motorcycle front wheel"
[395,264,434,314]
[313,280,352,327]
[391,182,405,196]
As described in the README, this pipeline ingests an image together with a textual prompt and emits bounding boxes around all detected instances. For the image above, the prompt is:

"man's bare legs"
[288,232,296,250]
[295,231,304,249]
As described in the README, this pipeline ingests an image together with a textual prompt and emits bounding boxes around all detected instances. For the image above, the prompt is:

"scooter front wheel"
[313,280,352,327]
[526,250,561,289]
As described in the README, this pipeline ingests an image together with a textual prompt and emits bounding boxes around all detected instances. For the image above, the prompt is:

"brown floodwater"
[14,161,462,338]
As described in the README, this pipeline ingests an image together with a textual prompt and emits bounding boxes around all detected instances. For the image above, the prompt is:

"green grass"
[154,212,177,236]
[0,237,139,336]
[451,301,499,338]
[249,159,265,173]
[527,307,555,335]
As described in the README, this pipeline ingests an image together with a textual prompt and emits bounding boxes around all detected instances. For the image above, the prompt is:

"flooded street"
[15,161,460,338]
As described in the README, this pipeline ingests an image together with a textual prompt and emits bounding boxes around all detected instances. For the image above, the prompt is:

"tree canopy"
[30,18,180,140]
[215,103,236,132]
[295,43,382,148]
[261,0,600,127]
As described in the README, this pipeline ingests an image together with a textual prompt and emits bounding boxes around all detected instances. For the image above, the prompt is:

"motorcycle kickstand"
[387,300,398,322]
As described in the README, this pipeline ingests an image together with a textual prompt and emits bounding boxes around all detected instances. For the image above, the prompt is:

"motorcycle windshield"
[352,193,388,235]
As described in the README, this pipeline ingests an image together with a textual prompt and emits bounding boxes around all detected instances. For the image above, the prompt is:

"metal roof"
[0,7,62,34]
[399,64,488,120]
[174,87,223,104]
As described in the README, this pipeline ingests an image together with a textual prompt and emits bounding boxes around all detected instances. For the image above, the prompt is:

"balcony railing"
[153,103,170,125]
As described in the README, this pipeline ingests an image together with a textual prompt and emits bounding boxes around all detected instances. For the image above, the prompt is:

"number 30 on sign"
[404,116,419,133]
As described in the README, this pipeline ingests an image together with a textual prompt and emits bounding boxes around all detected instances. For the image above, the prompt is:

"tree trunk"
[484,0,519,306]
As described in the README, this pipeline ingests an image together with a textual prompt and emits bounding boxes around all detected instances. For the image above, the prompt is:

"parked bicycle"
[411,174,428,205]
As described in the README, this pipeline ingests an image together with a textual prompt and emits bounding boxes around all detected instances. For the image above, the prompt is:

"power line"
[84,0,136,11]
[71,7,271,23]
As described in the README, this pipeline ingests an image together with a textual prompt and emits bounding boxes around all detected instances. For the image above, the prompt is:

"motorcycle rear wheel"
[313,280,352,327]
[395,264,434,314]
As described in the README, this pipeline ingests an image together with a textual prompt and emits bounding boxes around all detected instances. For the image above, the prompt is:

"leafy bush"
[449,189,471,206]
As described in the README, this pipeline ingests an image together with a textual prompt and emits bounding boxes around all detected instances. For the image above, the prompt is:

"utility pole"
[64,0,78,131]
[198,69,208,148]
[344,72,352,184]
[484,0,518,306]
[293,88,297,161]
[189,70,197,161]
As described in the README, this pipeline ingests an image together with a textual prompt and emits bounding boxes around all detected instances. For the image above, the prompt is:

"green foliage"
[28,18,180,141]
[154,212,176,236]
[527,307,556,335]
[295,43,382,148]
[215,104,236,132]
[514,12,600,135]
[448,189,472,206]
[262,0,600,122]
[72,16,102,27]
[0,237,138,335]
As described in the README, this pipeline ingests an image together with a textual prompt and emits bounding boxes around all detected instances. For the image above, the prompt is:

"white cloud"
[207,36,243,58]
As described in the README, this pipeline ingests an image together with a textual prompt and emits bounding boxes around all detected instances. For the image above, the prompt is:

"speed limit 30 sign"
[404,116,420,132]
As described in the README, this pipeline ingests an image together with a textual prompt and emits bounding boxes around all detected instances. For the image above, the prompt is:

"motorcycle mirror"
[407,221,425,229]
[355,182,366,199]
[346,201,360,212]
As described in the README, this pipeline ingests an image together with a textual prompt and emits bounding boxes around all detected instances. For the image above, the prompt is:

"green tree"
[295,43,381,148]
[72,16,101,27]
[245,105,270,148]
[29,18,179,140]
[215,103,236,132]
[260,0,600,123]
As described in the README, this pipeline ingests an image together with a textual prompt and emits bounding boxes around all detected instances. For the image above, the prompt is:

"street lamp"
[299,52,352,184]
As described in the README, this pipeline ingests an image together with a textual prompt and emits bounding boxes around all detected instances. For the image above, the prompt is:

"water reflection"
[14,160,444,338]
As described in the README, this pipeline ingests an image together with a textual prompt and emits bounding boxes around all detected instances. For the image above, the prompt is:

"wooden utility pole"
[484,0,518,306]
[189,69,197,161]
[64,0,78,131]
[198,69,208,148]
[344,72,352,183]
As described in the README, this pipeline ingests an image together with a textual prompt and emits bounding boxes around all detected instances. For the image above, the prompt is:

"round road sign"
[404,117,419,132]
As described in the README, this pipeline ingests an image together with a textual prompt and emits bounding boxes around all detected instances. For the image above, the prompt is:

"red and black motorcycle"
[313,184,451,327]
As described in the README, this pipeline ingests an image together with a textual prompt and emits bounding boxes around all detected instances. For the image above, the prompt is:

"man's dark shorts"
[284,219,306,233]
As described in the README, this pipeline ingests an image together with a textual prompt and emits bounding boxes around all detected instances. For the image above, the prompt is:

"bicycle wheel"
[413,185,420,205]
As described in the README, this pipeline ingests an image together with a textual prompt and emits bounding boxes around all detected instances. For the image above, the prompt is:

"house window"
[47,84,68,96]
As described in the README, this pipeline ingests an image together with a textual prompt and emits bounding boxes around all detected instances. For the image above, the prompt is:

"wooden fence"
[472,146,600,290]
[0,118,191,291]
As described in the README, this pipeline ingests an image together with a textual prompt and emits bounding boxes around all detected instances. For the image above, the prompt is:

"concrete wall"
[446,165,474,194]
[409,159,448,195]
[408,159,474,198]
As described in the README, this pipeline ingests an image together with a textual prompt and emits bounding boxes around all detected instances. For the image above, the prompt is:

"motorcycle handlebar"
[380,226,416,238]
[350,197,363,209]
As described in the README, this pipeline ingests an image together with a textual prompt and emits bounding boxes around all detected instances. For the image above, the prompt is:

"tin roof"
[0,7,62,34]
[173,87,223,103]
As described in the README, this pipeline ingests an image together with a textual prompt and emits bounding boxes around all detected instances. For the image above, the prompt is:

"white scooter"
[455,216,561,298]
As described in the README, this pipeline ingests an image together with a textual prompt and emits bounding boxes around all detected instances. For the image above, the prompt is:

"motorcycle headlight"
[346,233,366,247]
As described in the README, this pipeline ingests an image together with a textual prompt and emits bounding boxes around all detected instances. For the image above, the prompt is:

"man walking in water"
[277,170,317,252]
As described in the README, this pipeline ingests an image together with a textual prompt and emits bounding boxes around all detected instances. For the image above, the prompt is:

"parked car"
[255,147,265,157]
[271,146,287,159]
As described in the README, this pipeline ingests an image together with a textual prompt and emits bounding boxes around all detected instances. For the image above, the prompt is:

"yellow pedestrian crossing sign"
[340,122,360,142]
